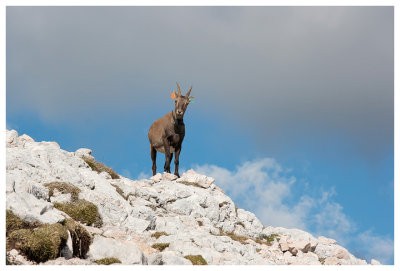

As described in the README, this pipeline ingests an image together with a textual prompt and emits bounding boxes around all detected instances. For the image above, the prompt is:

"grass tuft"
[260,233,280,246]
[6,210,41,237]
[110,183,127,200]
[95,257,121,265]
[82,157,119,179]
[44,182,81,201]
[184,255,207,265]
[151,232,168,239]
[151,243,170,251]
[8,223,68,263]
[54,199,102,227]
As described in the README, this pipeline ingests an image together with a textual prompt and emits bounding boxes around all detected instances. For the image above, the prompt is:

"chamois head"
[172,82,194,120]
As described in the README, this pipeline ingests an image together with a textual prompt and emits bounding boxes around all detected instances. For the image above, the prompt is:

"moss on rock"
[44,182,81,201]
[8,223,68,263]
[6,210,41,237]
[184,255,207,265]
[95,257,122,265]
[82,157,119,179]
[54,199,102,227]
[151,243,170,251]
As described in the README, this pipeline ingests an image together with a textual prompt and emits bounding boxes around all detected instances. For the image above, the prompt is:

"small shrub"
[184,255,207,265]
[9,223,68,263]
[260,233,280,246]
[82,157,119,179]
[319,257,325,265]
[225,232,249,245]
[95,257,122,265]
[44,182,81,201]
[6,210,41,237]
[151,232,168,239]
[65,219,93,258]
[54,199,102,227]
[151,243,170,251]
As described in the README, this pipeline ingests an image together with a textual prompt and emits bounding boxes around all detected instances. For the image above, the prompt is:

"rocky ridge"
[5,129,380,265]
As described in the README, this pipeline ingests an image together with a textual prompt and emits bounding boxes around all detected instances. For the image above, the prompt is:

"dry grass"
[8,223,68,263]
[82,157,119,179]
[44,182,81,201]
[95,258,122,265]
[151,243,170,251]
[6,210,41,237]
[184,255,207,265]
[54,199,102,227]
[151,232,168,239]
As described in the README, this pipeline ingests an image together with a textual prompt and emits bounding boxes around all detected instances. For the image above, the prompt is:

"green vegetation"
[95,257,122,265]
[151,232,168,239]
[260,233,280,246]
[319,257,325,265]
[44,182,81,201]
[184,255,207,265]
[54,199,102,227]
[8,223,68,263]
[65,219,93,258]
[6,210,40,236]
[151,243,170,251]
[211,229,280,247]
[82,157,119,179]
[177,181,203,188]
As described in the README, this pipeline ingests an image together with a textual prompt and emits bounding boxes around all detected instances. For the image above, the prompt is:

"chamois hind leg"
[151,145,157,176]
[163,138,172,173]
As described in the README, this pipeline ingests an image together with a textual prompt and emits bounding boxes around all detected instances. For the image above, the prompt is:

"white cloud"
[194,158,393,264]
[355,230,394,264]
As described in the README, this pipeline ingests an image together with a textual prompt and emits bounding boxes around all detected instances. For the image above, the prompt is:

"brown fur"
[148,83,194,177]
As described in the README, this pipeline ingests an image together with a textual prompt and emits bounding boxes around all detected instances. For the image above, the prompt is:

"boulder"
[88,235,146,264]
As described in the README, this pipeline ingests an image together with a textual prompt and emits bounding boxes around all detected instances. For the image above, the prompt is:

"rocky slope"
[5,129,380,265]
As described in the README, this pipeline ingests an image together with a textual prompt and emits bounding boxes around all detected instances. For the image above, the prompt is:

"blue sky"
[6,6,394,264]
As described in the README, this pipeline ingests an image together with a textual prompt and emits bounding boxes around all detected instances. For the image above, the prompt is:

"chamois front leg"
[174,145,182,178]
[163,137,172,173]
[150,145,157,176]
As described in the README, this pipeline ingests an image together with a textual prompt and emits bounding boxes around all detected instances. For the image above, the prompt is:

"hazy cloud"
[194,158,392,263]
[7,7,393,143]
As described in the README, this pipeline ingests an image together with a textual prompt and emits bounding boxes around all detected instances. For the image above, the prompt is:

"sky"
[6,6,394,264]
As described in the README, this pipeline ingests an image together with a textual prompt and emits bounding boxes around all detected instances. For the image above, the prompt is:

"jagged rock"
[162,172,178,181]
[7,249,34,265]
[179,169,215,188]
[371,259,381,265]
[318,236,336,245]
[324,256,340,265]
[41,258,93,265]
[150,173,163,182]
[5,129,375,266]
[88,235,146,264]
[60,231,73,259]
[6,192,65,224]
[74,148,93,158]
[6,129,18,147]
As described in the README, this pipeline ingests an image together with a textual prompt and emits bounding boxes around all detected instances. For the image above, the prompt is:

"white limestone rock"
[88,235,146,264]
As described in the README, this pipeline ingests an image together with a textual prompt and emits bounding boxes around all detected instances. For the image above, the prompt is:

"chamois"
[148,83,194,177]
